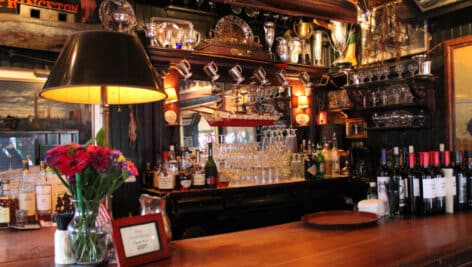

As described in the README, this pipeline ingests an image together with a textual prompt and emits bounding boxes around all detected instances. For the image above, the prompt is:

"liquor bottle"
[313,143,325,180]
[367,181,378,199]
[18,160,37,223]
[331,133,340,176]
[392,147,404,216]
[453,151,467,211]
[304,140,315,181]
[143,162,153,188]
[177,159,192,191]
[0,180,13,228]
[420,152,434,216]
[35,161,52,222]
[192,150,206,188]
[431,151,445,214]
[152,161,162,189]
[321,137,332,177]
[204,142,218,188]
[377,148,390,214]
[168,145,179,177]
[439,144,446,166]
[406,146,420,216]
[158,152,176,191]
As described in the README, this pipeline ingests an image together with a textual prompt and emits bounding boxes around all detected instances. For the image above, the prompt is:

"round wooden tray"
[302,210,380,229]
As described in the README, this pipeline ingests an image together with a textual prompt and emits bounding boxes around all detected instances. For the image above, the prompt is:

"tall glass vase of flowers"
[44,131,138,265]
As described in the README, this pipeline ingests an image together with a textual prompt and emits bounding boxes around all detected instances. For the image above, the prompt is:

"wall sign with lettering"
[112,213,170,267]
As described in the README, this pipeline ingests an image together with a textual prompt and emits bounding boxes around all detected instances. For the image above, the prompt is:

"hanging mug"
[175,59,192,80]
[276,69,288,87]
[253,66,269,86]
[229,64,245,84]
[203,61,220,82]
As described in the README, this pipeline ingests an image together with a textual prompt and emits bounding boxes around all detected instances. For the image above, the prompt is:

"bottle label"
[193,172,205,186]
[18,192,36,216]
[180,179,192,189]
[206,176,217,186]
[414,178,420,197]
[36,185,52,212]
[319,162,324,173]
[158,174,175,190]
[458,174,467,204]
[307,165,316,176]
[377,176,390,201]
[422,178,434,199]
[403,178,409,198]
[436,176,446,197]
[0,206,9,224]
[396,176,406,207]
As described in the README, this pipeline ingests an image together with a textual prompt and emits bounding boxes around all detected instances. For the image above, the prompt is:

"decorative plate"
[214,15,254,44]
[296,113,310,126]
[164,110,177,124]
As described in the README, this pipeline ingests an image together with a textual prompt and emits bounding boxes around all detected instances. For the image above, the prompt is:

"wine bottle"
[314,143,325,180]
[304,140,315,181]
[377,148,390,214]
[406,146,420,216]
[453,151,467,211]
[420,152,434,216]
[392,147,404,216]
[465,151,472,208]
[205,142,218,188]
[431,151,445,214]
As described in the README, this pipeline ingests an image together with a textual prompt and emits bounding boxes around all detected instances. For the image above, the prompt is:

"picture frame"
[112,213,170,267]
[444,35,472,151]
[345,118,367,139]
[360,3,429,65]
[413,0,465,12]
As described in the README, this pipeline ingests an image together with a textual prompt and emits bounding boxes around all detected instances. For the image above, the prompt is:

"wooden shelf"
[147,47,327,79]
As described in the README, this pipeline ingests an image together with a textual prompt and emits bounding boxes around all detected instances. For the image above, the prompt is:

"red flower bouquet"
[44,142,138,202]
[44,133,138,264]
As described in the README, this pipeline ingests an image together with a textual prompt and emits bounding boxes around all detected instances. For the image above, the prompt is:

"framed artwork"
[345,118,367,139]
[413,0,465,12]
[444,35,472,151]
[360,3,429,64]
[112,213,170,267]
[328,89,352,111]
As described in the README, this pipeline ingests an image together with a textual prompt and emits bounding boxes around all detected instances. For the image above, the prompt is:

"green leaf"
[95,128,106,147]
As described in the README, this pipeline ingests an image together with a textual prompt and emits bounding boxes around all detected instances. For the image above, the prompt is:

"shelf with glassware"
[335,59,438,131]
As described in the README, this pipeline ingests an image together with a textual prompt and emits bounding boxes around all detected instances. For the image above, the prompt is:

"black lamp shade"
[40,31,166,104]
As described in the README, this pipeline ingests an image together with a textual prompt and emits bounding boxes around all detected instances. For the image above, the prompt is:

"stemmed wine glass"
[395,63,405,78]
[263,22,275,59]
[408,62,418,78]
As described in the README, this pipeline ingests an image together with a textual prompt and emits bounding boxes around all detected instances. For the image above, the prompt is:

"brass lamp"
[40,31,166,144]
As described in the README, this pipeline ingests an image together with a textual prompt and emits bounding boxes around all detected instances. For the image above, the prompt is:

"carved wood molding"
[212,0,358,23]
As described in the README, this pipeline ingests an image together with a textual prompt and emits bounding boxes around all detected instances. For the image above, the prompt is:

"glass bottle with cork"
[18,160,37,224]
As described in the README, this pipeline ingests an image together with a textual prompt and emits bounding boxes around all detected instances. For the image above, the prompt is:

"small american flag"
[96,202,112,227]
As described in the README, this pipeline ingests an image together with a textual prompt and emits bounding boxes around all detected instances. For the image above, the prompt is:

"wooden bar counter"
[2,212,472,266]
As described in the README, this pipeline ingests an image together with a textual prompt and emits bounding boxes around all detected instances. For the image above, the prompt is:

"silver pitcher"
[139,194,172,241]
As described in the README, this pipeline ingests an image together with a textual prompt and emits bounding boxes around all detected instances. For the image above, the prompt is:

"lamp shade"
[297,95,309,109]
[40,31,166,104]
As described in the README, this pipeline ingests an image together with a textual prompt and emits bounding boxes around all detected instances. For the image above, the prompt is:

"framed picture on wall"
[413,0,465,12]
[345,118,367,139]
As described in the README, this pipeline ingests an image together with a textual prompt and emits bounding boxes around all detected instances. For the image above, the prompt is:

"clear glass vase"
[68,199,108,265]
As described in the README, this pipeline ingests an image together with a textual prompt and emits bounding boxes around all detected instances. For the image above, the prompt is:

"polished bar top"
[2,212,472,266]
